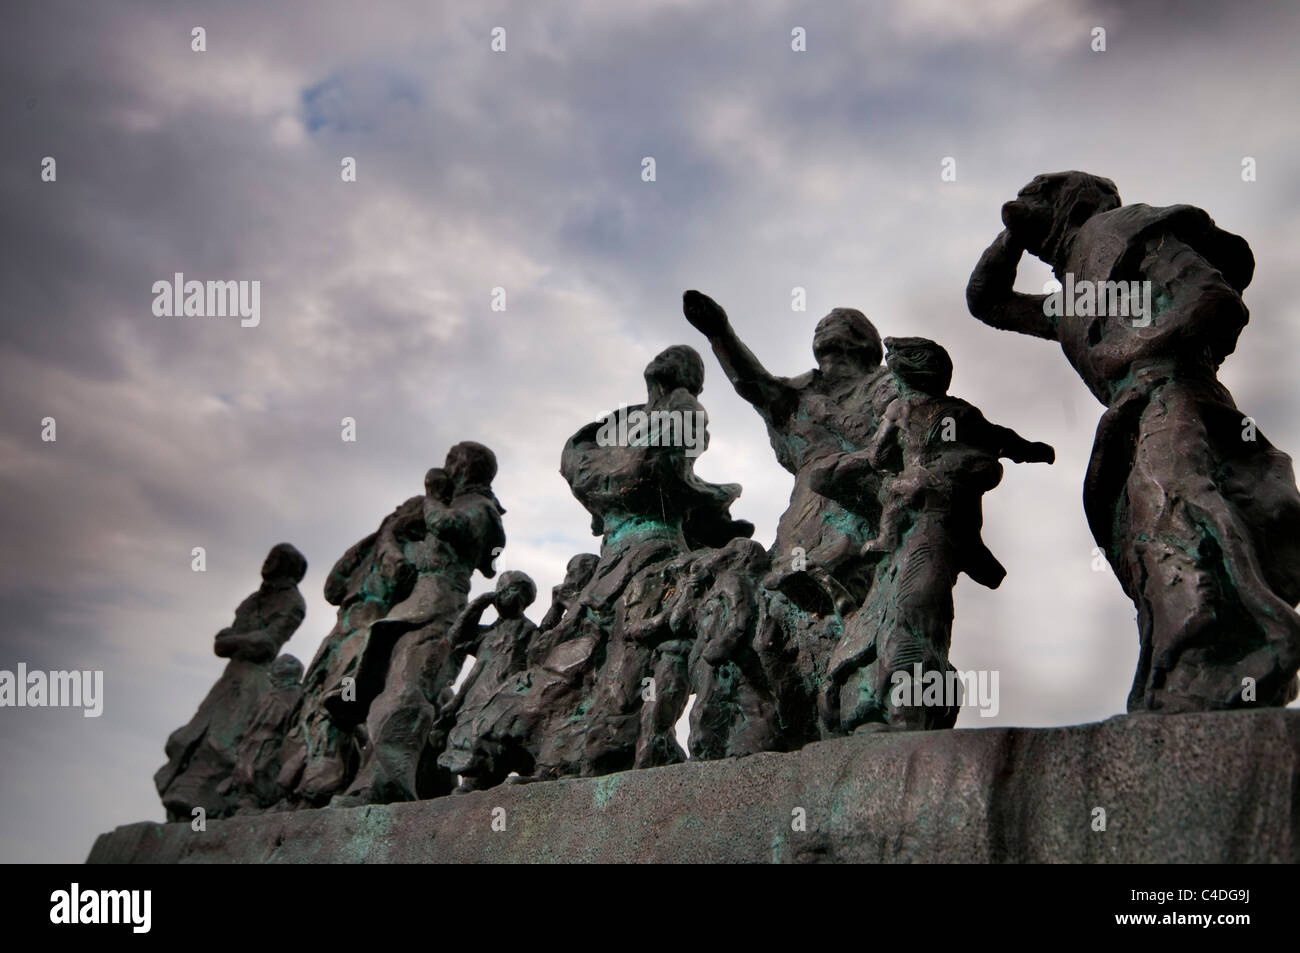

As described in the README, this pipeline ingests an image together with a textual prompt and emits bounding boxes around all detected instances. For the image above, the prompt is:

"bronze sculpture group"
[156,173,1300,821]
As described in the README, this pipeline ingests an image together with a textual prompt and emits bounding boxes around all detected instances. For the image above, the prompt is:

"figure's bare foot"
[860,538,891,560]
[853,722,891,735]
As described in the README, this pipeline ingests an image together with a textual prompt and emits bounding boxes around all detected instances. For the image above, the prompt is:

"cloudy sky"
[3,0,1298,862]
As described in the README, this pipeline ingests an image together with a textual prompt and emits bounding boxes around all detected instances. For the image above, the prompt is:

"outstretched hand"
[1024,441,1055,464]
[682,289,728,337]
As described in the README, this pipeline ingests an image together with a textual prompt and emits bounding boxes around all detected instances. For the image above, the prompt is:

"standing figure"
[339,443,506,804]
[626,537,784,762]
[276,495,419,805]
[448,345,752,786]
[541,345,751,777]
[968,171,1300,711]
[154,543,307,821]
[682,290,896,742]
[682,291,893,597]
[438,571,539,789]
[530,553,598,666]
[808,338,1052,731]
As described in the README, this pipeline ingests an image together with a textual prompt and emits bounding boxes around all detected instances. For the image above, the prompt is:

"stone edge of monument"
[89,708,1300,864]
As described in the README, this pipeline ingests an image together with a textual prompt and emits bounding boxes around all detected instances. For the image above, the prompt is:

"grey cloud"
[2,0,1298,860]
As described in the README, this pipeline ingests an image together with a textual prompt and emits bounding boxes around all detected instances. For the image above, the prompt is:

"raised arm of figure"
[683,290,797,420]
[966,230,1059,341]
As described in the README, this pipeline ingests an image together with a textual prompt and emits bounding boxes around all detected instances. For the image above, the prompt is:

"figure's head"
[562,553,599,591]
[685,538,768,636]
[1002,171,1121,261]
[644,345,705,398]
[494,570,537,618]
[377,542,411,585]
[721,536,770,575]
[683,537,768,599]
[424,466,445,498]
[813,309,883,381]
[444,441,497,489]
[269,654,304,689]
[884,337,952,396]
[262,543,307,584]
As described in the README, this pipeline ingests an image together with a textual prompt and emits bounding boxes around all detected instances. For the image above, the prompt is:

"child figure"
[858,336,1053,577]
[625,537,781,765]
[437,571,539,790]
[806,337,1054,731]
[529,553,599,667]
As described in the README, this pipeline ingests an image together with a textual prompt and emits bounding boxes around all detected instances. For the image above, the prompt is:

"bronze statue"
[626,537,784,761]
[276,495,420,805]
[681,290,895,742]
[809,337,1052,731]
[442,346,753,787]
[968,171,1300,711]
[682,291,893,602]
[338,444,506,804]
[530,553,598,666]
[226,653,304,812]
[146,169,1300,828]
[154,543,307,821]
[437,570,539,789]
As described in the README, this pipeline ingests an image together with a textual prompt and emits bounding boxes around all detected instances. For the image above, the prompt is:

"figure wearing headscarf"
[154,543,307,821]
[338,443,506,804]
[969,171,1300,711]
[276,495,419,805]
[443,346,752,787]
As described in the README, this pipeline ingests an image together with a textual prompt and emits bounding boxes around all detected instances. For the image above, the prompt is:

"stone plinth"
[88,709,1300,863]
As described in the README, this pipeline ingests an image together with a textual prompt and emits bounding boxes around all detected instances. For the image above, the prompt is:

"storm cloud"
[2,0,1298,861]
